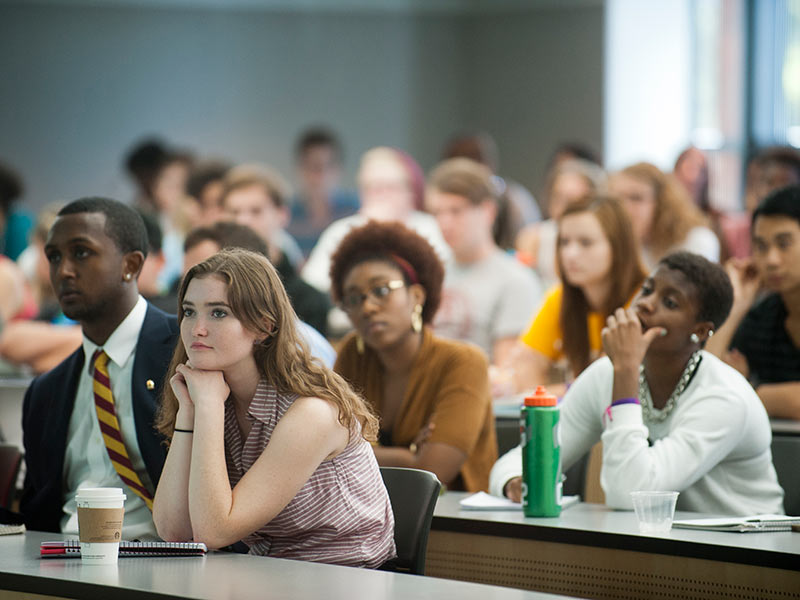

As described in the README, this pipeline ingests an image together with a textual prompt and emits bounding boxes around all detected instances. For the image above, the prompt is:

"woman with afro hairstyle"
[331,221,497,492]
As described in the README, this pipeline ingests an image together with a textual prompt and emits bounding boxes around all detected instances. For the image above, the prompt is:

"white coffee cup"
[76,487,126,565]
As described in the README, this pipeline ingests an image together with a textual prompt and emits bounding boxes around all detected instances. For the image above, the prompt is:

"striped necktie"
[92,349,154,510]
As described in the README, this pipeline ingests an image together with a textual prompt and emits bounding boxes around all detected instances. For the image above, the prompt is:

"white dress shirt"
[60,296,159,540]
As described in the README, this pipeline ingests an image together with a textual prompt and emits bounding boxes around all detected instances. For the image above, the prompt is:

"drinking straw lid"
[524,385,557,407]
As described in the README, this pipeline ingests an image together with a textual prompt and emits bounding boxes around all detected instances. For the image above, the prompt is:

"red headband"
[390,254,419,285]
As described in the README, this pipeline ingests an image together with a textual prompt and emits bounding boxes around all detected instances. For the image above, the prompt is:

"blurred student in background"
[288,127,359,257]
[427,158,542,365]
[221,165,330,336]
[124,138,194,292]
[302,146,450,294]
[609,162,719,268]
[184,160,230,228]
[673,146,731,261]
[515,158,607,291]
[0,204,82,374]
[0,161,32,261]
[440,131,541,241]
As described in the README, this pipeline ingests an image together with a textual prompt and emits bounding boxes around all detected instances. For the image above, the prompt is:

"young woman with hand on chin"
[491,252,784,516]
[151,249,395,567]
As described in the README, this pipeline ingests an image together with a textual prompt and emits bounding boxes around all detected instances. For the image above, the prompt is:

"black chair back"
[379,467,441,575]
[0,444,22,508]
[772,436,800,516]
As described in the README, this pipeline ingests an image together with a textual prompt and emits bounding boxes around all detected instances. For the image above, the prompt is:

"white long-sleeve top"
[300,212,451,293]
[489,352,785,516]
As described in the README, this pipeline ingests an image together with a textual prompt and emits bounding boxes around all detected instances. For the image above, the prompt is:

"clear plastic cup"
[630,490,679,534]
[76,487,126,565]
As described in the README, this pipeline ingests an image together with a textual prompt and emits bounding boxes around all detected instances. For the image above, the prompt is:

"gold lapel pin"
[146,379,155,390]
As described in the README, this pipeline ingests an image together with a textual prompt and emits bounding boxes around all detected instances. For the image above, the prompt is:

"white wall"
[0,2,604,210]
[604,0,692,171]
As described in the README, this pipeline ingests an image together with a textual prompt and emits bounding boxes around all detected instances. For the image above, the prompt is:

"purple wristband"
[611,397,640,407]
[605,397,640,422]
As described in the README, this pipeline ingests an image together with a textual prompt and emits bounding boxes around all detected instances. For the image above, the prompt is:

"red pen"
[40,541,81,557]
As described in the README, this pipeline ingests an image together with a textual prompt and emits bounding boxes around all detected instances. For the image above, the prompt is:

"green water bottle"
[520,385,562,517]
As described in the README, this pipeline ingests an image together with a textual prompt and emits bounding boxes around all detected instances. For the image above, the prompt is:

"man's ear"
[123,250,146,281]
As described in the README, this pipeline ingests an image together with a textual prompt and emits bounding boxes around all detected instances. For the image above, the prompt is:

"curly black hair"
[658,251,733,329]
[329,221,444,323]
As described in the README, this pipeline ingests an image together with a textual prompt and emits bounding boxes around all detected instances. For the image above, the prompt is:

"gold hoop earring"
[411,304,423,333]
[356,335,365,355]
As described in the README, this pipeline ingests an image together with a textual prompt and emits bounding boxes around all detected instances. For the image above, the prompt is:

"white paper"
[672,514,800,532]
[459,492,580,511]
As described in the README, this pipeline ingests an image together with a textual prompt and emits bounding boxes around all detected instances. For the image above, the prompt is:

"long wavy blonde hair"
[155,248,378,442]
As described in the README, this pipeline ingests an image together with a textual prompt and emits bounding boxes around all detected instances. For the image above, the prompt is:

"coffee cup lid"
[76,487,127,500]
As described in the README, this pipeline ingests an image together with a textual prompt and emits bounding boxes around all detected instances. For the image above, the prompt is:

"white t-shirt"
[641,226,720,270]
[490,352,785,516]
[61,296,159,540]
[434,249,543,360]
[300,212,451,293]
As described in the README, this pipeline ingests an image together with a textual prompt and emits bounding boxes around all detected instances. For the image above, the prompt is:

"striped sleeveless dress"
[223,380,396,568]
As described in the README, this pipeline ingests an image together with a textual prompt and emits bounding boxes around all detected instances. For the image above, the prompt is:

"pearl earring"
[690,333,700,344]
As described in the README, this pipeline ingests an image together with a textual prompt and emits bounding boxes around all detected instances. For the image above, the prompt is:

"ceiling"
[1,0,603,14]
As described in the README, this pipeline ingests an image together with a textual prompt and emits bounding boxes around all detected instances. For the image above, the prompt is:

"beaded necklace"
[639,351,702,423]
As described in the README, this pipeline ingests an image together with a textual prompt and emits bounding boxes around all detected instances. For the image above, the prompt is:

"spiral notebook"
[40,540,208,557]
[672,514,800,533]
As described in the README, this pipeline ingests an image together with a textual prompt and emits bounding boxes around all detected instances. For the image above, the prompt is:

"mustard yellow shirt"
[520,285,634,361]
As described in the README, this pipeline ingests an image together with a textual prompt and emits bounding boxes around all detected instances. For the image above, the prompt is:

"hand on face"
[169,369,193,410]
[724,257,761,309]
[601,307,665,371]
[175,362,230,413]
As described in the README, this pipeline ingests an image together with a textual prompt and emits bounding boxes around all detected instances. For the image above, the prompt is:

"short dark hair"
[295,127,343,162]
[441,132,499,172]
[752,184,800,228]
[137,209,163,253]
[755,146,800,181]
[124,138,170,195]
[0,161,23,218]
[329,221,444,324]
[57,197,148,257]
[186,160,230,201]
[184,221,268,257]
[220,164,290,209]
[550,141,603,167]
[658,251,733,329]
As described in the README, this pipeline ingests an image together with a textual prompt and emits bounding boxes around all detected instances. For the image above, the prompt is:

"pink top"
[0,256,37,320]
[223,380,396,568]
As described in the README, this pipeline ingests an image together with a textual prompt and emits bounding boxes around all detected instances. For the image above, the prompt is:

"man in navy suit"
[20,197,178,535]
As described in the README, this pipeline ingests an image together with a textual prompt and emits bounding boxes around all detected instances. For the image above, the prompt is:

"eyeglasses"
[340,280,405,312]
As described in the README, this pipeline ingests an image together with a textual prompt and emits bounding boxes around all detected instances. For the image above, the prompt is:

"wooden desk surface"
[427,493,800,598]
[432,493,800,572]
[0,530,564,600]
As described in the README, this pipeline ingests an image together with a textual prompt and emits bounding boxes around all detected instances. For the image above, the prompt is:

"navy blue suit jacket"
[20,304,179,532]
